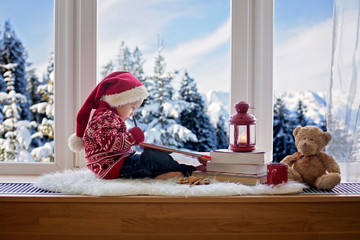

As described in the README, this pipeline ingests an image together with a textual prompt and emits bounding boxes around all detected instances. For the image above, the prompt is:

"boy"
[68,71,203,179]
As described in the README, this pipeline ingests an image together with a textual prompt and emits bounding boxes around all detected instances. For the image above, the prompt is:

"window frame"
[0,0,97,174]
[230,0,273,153]
[0,0,273,174]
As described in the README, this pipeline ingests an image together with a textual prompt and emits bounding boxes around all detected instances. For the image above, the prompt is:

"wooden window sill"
[1,175,360,239]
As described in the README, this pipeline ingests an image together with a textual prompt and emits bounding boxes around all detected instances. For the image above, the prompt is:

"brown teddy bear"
[280,125,341,190]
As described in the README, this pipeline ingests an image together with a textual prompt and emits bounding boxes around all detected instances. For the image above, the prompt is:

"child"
[68,71,205,179]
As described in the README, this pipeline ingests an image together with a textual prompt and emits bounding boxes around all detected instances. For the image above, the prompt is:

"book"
[210,149,271,164]
[138,142,211,161]
[206,162,267,175]
[192,171,267,185]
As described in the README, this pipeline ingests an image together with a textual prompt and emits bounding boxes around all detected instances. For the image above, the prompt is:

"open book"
[138,142,211,161]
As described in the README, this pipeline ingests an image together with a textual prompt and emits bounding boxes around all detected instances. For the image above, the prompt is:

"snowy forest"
[0,21,54,162]
[0,20,328,163]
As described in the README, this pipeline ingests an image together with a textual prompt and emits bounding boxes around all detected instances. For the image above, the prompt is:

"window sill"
[0,174,39,183]
[0,187,359,239]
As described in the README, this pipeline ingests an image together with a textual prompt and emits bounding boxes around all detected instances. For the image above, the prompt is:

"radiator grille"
[0,182,360,195]
[0,183,60,194]
[301,182,360,194]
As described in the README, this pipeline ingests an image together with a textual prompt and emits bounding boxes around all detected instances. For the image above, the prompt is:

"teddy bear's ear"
[293,125,302,137]
[322,132,332,145]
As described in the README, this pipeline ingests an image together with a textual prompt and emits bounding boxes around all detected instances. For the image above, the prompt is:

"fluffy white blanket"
[34,168,307,197]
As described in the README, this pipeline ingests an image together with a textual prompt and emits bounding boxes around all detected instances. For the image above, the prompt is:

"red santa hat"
[68,71,149,152]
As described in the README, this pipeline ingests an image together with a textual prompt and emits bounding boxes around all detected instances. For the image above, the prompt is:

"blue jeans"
[119,148,196,179]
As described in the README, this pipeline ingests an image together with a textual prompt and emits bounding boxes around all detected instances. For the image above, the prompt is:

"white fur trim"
[101,85,149,107]
[68,133,84,152]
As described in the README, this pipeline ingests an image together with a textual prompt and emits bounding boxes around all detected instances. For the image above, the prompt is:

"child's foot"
[155,171,182,180]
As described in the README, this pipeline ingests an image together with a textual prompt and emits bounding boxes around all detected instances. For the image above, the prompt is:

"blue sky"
[0,0,334,94]
[0,0,54,76]
[97,0,230,93]
[274,0,333,93]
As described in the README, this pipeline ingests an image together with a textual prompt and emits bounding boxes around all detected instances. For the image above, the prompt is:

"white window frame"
[0,0,97,174]
[0,0,272,174]
[231,0,273,153]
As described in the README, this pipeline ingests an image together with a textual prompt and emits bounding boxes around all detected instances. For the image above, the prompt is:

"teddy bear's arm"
[320,152,341,173]
[280,152,299,167]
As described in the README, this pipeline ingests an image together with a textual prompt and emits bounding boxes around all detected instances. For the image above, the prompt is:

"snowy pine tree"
[273,97,296,162]
[0,64,35,161]
[29,53,54,162]
[294,100,308,127]
[142,41,197,148]
[0,20,33,121]
[117,41,132,72]
[216,114,229,149]
[100,60,114,80]
[179,71,217,152]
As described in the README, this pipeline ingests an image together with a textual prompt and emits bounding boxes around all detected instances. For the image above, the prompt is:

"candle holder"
[229,101,256,152]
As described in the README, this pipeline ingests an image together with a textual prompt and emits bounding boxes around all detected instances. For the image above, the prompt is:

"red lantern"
[229,101,256,152]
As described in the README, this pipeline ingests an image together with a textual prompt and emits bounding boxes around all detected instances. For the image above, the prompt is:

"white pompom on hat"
[68,71,149,152]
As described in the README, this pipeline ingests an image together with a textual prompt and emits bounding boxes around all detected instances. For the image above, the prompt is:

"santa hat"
[68,71,149,152]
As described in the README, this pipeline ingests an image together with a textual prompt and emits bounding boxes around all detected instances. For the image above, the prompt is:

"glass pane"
[273,0,333,162]
[229,124,234,145]
[237,125,247,145]
[274,0,360,182]
[0,0,55,162]
[250,124,255,144]
[98,0,230,152]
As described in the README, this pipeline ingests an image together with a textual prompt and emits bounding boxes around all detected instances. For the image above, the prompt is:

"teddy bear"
[280,125,341,190]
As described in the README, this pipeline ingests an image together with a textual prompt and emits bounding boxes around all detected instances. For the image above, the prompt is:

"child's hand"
[129,126,145,144]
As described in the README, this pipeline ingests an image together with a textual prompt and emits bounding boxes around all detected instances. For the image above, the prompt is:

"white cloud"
[98,0,231,93]
[98,0,192,71]
[274,19,333,93]
[163,17,230,70]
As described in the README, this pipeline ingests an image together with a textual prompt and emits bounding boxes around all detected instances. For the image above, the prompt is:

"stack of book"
[193,149,271,185]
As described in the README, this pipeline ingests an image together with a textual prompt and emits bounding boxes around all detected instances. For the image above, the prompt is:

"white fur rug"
[34,168,307,197]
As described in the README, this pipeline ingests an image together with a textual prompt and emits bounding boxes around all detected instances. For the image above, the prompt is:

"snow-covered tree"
[116,41,132,72]
[273,97,296,162]
[142,42,197,148]
[0,20,33,121]
[27,65,42,108]
[26,64,43,148]
[179,72,217,152]
[100,60,115,80]
[29,53,54,162]
[0,64,35,161]
[216,114,229,149]
[294,100,308,127]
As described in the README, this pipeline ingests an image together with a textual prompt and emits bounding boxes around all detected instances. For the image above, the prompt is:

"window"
[96,0,272,154]
[274,0,360,182]
[0,0,97,174]
[273,0,333,162]
[98,0,231,152]
[0,0,57,173]
[0,0,273,174]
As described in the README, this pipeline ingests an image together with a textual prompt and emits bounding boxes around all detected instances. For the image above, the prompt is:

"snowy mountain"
[277,91,327,124]
[204,90,328,126]
[203,90,229,127]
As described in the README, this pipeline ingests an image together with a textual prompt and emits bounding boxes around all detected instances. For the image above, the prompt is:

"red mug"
[267,163,288,185]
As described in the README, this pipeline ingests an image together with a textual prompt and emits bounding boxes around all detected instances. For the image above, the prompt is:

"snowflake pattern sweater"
[83,103,141,179]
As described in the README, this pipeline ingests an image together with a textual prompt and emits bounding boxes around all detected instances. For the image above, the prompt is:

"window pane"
[273,0,333,163]
[274,0,360,182]
[98,0,230,152]
[0,0,55,162]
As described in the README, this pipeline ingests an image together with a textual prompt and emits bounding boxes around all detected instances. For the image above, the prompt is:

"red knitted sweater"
[83,105,137,179]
